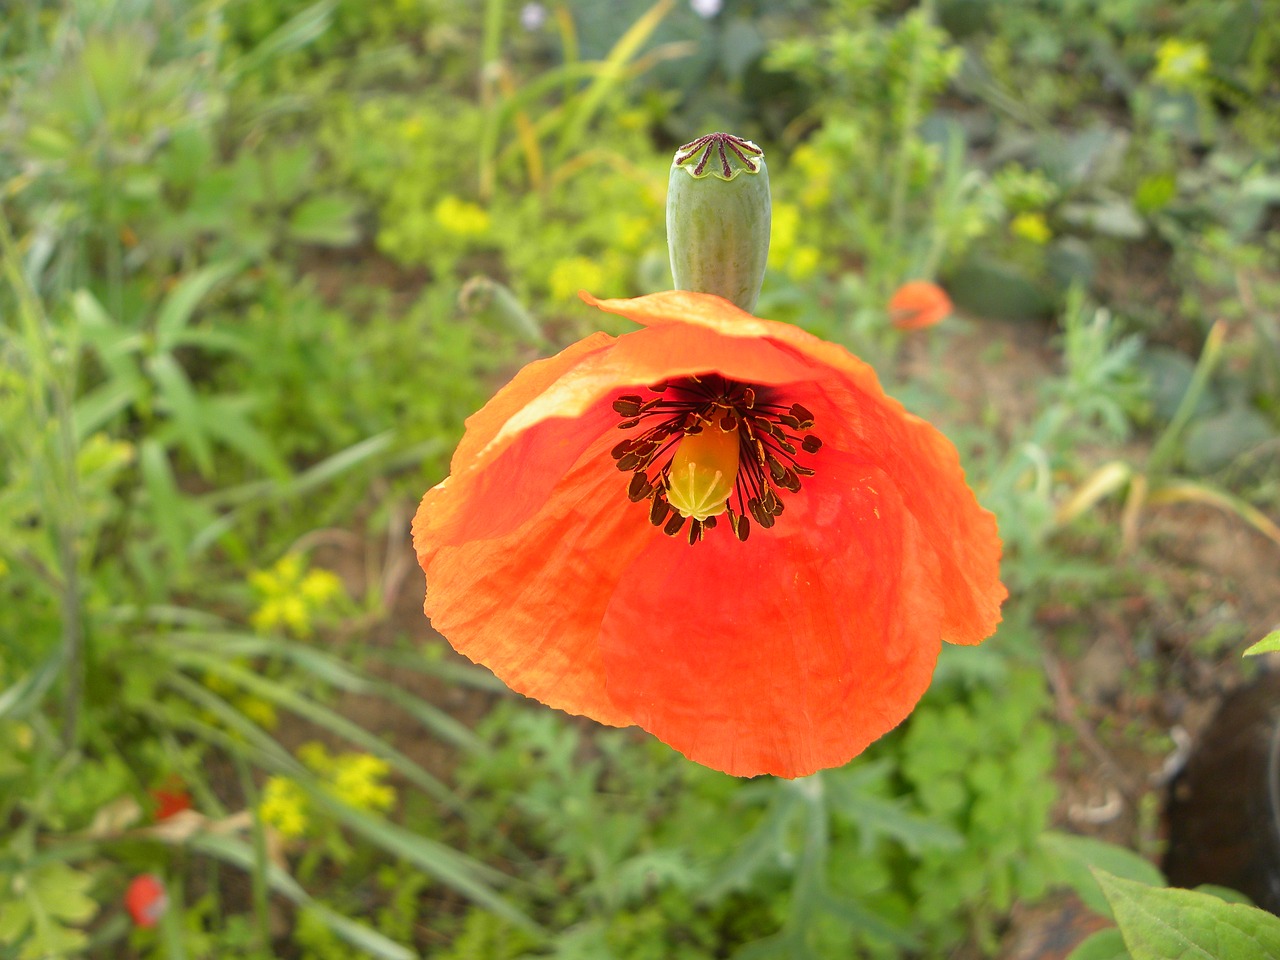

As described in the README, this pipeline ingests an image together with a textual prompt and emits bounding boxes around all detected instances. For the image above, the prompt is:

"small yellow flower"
[239,696,278,731]
[331,753,396,813]
[299,569,343,606]
[298,741,333,774]
[1011,212,1052,245]
[260,776,309,839]
[1153,38,1209,90]
[249,554,346,638]
[792,145,833,211]
[434,195,491,237]
[548,256,606,303]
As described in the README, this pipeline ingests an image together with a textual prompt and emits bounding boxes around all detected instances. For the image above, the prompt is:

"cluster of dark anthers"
[609,375,822,544]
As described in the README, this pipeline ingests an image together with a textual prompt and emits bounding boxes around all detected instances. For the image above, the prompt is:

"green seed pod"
[666,133,771,314]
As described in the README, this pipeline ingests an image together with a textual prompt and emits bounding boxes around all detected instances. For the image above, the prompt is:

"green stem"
[1146,320,1226,476]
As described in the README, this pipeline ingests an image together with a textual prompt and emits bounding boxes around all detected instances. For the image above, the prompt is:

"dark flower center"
[610,374,822,545]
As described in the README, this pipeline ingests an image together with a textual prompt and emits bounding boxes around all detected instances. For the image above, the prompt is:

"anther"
[649,495,670,526]
[613,396,644,417]
[664,513,686,537]
[802,435,822,453]
[627,473,652,502]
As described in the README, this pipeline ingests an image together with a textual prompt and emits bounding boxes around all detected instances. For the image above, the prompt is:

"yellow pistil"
[664,425,740,522]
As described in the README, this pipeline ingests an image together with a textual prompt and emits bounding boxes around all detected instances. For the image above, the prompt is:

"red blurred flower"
[413,291,1005,778]
[889,280,952,330]
[150,779,192,821]
[124,874,168,928]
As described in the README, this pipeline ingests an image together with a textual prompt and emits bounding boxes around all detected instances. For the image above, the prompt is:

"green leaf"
[229,0,335,77]
[0,899,32,945]
[1041,832,1165,918]
[1066,928,1130,960]
[155,261,240,353]
[147,354,214,476]
[1183,405,1276,473]
[288,194,362,246]
[140,438,189,571]
[31,862,97,924]
[1097,870,1280,960]
[1244,631,1280,657]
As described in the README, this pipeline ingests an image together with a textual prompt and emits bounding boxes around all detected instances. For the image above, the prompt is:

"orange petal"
[599,453,942,778]
[416,428,651,726]
[583,290,1004,645]
[888,280,952,330]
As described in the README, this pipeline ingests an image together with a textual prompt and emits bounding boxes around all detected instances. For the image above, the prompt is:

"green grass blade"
[166,649,463,811]
[191,834,416,960]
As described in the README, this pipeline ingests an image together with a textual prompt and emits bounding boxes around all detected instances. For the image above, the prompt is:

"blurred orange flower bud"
[889,281,952,330]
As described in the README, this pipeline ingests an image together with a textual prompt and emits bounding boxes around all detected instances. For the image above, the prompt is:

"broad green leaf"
[155,261,240,352]
[1097,870,1280,960]
[147,354,214,476]
[288,194,362,246]
[1183,405,1276,474]
[1041,832,1165,917]
[31,862,97,924]
[197,396,289,479]
[140,438,189,570]
[1066,928,1130,960]
[1243,631,1280,657]
[73,378,142,439]
[0,899,32,944]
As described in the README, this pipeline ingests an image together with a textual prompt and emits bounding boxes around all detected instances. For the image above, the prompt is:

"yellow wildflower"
[239,697,278,731]
[1153,38,1209,90]
[1010,212,1052,245]
[249,553,347,639]
[331,753,396,813]
[299,568,343,606]
[792,144,833,210]
[770,202,800,266]
[434,195,491,237]
[548,256,606,303]
[298,741,334,774]
[260,777,309,839]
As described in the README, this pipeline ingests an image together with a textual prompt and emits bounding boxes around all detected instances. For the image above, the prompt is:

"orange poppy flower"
[889,280,952,330]
[124,874,168,928]
[413,290,1005,778]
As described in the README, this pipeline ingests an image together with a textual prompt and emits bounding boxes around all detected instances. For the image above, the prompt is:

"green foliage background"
[1,0,1278,958]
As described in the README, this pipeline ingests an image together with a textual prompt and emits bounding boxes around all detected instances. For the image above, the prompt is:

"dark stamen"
[610,376,822,544]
